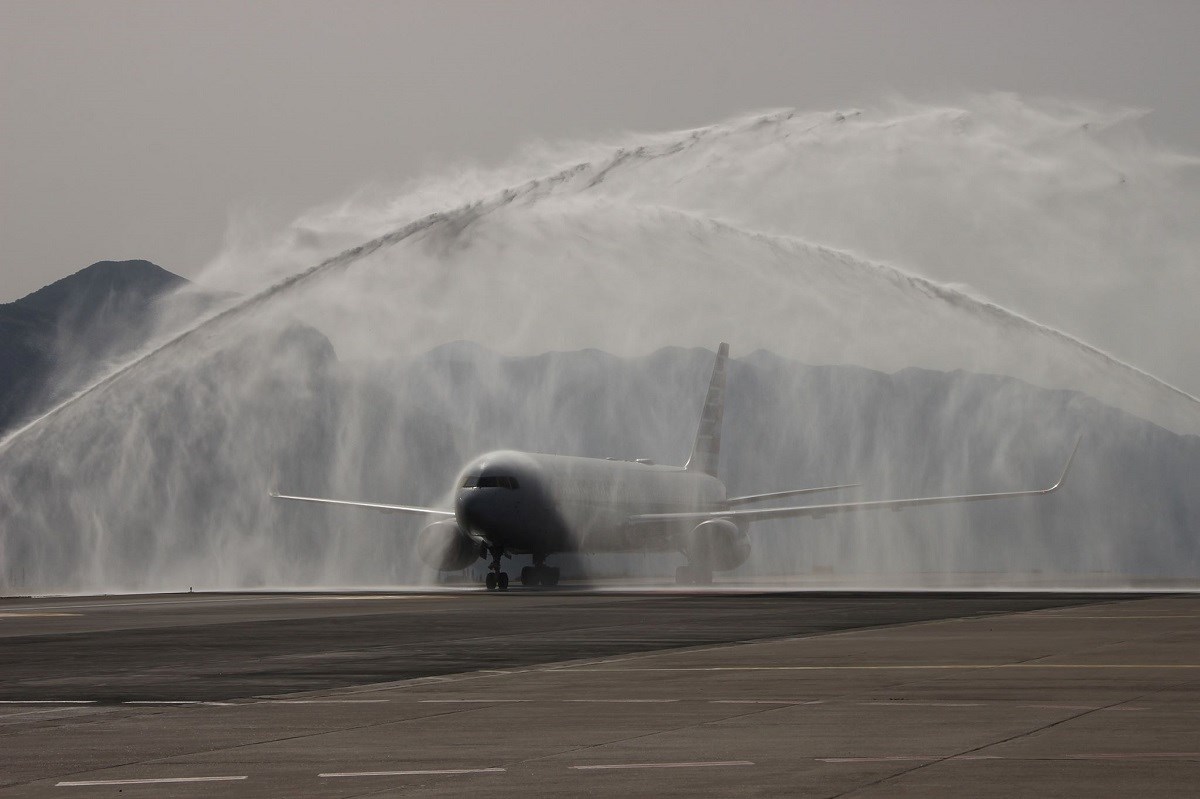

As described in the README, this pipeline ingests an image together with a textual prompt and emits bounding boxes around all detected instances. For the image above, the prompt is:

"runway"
[2,589,1198,796]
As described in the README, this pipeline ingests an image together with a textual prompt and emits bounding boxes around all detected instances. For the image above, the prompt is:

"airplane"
[271,343,1079,590]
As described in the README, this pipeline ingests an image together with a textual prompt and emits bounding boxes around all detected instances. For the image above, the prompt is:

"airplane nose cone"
[456,491,487,532]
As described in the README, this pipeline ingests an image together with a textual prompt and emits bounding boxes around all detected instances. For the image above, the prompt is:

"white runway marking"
[57,775,247,786]
[563,699,678,703]
[0,612,80,618]
[124,700,232,706]
[570,760,754,771]
[0,700,95,704]
[320,768,506,777]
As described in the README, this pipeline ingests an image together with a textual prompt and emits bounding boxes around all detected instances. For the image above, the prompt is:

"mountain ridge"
[0,260,197,431]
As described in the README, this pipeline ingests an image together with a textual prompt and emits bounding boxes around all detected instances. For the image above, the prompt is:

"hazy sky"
[2,0,1198,302]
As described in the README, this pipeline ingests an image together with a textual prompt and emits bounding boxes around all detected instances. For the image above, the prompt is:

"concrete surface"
[1,589,1197,796]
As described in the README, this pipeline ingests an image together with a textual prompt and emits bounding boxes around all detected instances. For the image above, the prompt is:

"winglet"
[1048,434,1082,493]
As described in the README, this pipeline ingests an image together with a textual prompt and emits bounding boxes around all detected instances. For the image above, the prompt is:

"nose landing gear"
[485,548,510,591]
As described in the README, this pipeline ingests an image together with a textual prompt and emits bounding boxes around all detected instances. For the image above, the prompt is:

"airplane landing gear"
[485,547,509,591]
[520,556,560,587]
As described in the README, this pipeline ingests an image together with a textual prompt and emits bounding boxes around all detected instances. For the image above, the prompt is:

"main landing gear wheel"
[497,572,509,590]
[486,572,497,591]
[521,564,561,587]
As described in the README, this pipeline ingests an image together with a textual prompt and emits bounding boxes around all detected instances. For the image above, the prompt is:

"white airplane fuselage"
[454,450,727,556]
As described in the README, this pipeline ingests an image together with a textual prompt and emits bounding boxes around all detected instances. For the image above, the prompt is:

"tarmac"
[1,588,1198,797]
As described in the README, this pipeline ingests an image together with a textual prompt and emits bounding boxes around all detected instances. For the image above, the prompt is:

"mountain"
[0,260,214,432]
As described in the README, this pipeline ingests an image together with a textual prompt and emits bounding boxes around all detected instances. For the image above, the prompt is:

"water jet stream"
[4,97,1199,594]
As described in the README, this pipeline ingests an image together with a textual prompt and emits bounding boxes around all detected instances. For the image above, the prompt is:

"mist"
[2,94,1198,595]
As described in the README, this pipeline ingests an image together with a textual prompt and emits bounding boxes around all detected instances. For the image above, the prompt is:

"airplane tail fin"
[685,342,729,478]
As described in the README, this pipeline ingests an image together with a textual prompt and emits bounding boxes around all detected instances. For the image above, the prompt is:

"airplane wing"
[269,490,455,517]
[629,437,1080,526]
[725,483,859,507]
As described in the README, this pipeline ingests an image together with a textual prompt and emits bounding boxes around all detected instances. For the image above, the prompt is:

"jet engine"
[680,518,751,571]
[416,520,480,571]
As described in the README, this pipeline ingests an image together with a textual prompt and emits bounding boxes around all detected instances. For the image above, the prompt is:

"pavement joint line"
[569,760,755,770]
[542,598,1145,675]
[419,699,529,703]
[817,753,1200,763]
[56,776,248,787]
[828,690,1152,797]
[553,664,1200,671]
[266,699,391,704]
[1010,615,1200,619]
[818,756,1003,763]
[1065,752,1200,759]
[534,605,1024,674]
[148,594,1129,705]
[862,701,984,707]
[711,699,824,705]
[1,707,100,719]
[319,768,506,777]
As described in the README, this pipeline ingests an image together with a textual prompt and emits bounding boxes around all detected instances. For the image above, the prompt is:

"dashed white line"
[570,760,754,771]
[0,612,80,618]
[57,776,247,787]
[0,700,95,704]
[563,699,678,703]
[124,700,233,706]
[320,768,506,777]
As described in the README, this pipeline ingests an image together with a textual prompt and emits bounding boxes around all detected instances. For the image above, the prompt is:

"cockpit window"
[461,474,479,488]
[477,475,519,489]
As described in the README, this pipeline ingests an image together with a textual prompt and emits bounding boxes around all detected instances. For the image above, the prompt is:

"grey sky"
[2,0,1198,302]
